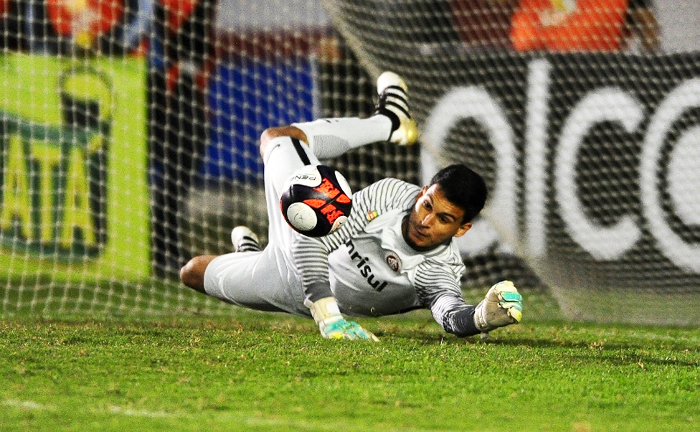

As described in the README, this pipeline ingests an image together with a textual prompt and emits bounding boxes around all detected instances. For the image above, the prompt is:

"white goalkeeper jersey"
[293,178,478,336]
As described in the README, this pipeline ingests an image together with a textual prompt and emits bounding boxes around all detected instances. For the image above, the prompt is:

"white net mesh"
[324,0,700,325]
[1,0,699,325]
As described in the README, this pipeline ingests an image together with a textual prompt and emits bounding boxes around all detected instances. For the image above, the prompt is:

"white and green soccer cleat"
[375,71,419,145]
[474,280,523,333]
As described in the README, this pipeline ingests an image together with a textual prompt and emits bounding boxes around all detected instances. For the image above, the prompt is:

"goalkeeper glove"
[474,280,523,333]
[305,297,379,341]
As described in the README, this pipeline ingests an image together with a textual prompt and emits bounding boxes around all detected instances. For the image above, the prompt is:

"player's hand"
[474,280,523,332]
[305,297,379,342]
[320,317,380,341]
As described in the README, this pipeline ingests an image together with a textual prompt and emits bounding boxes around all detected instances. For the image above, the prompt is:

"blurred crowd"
[0,0,667,56]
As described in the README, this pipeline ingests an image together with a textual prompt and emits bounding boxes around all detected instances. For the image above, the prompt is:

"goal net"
[323,0,700,325]
[1,0,698,325]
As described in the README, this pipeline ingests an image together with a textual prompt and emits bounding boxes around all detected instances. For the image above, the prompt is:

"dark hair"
[429,164,487,223]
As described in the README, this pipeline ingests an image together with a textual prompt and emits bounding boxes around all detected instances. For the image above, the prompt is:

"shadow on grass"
[379,321,700,367]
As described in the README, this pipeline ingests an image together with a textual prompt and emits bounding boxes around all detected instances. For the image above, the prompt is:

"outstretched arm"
[429,294,481,337]
[416,266,523,337]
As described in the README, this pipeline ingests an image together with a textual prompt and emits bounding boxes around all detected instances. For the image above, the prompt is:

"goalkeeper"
[180,72,523,341]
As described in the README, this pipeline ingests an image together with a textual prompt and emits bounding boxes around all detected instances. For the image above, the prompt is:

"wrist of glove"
[305,297,379,341]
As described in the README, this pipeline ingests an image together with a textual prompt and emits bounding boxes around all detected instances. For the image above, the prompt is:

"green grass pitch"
[1,287,698,431]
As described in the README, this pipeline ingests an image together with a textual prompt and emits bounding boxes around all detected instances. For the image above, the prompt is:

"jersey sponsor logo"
[345,239,388,292]
[385,252,401,273]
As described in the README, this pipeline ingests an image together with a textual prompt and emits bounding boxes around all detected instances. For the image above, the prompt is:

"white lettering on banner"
[525,59,551,257]
[641,79,700,272]
[422,86,518,256]
[669,126,700,226]
[423,59,700,273]
[555,88,644,259]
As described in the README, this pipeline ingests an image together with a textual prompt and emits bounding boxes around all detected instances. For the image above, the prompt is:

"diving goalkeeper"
[180,72,523,341]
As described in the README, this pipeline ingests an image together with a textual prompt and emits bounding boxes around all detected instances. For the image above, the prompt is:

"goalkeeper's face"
[403,185,472,251]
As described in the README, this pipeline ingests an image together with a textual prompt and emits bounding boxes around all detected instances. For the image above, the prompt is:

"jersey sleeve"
[293,178,419,303]
[414,262,480,337]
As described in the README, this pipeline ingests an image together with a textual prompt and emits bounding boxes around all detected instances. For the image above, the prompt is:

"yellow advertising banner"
[0,54,150,280]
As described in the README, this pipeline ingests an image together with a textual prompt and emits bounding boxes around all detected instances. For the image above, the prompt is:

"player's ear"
[453,222,472,238]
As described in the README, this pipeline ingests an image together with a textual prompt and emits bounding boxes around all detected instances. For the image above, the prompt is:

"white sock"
[292,116,393,160]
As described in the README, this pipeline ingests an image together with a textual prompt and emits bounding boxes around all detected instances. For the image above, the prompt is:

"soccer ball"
[280,165,353,237]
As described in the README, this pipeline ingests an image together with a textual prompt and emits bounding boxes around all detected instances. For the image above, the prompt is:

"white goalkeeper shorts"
[203,136,319,317]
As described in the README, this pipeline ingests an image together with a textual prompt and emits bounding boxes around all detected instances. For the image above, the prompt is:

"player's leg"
[181,130,314,284]
[199,248,308,315]
[181,252,307,315]
[289,71,418,160]
[200,137,317,313]
[179,227,260,293]
[180,241,307,315]
[180,255,217,293]
[185,131,318,315]
[260,130,323,255]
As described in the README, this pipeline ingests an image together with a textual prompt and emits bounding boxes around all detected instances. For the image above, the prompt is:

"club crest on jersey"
[367,210,378,221]
[385,252,401,273]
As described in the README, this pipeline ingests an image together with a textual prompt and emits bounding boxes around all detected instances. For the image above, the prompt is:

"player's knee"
[180,255,216,293]
[259,126,308,158]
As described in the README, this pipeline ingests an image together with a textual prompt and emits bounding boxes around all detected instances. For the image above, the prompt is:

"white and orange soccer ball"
[280,165,352,237]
